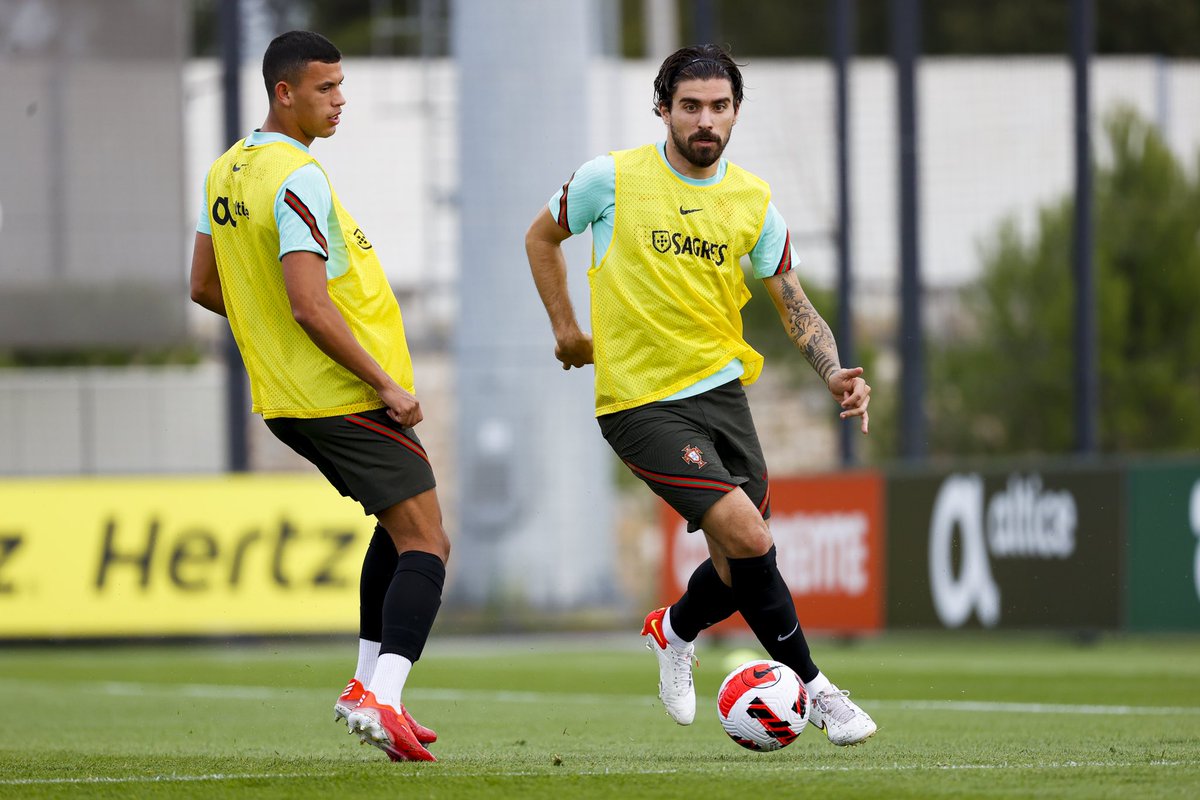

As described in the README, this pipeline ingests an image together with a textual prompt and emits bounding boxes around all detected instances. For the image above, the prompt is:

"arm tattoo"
[779,277,840,383]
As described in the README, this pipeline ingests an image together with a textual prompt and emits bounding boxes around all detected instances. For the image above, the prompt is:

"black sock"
[380,550,446,662]
[668,558,737,642]
[727,546,818,683]
[358,524,398,642]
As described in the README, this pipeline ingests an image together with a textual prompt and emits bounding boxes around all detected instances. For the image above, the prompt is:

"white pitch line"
[732,759,1200,775]
[3,760,1197,786]
[91,681,651,706]
[866,699,1200,717]
[0,773,314,786]
[0,768,682,786]
[2,678,1200,717]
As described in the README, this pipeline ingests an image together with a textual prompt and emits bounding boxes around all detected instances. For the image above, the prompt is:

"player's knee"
[725,526,773,559]
[419,524,450,563]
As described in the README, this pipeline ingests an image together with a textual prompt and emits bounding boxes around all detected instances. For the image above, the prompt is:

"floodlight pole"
[693,0,716,43]
[1071,0,1099,455]
[832,0,856,466]
[220,0,249,472]
[892,0,926,461]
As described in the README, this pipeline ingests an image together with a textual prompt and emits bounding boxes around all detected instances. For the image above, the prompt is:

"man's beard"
[671,127,728,169]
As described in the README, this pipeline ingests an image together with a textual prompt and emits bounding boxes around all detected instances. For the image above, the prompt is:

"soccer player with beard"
[190,30,445,762]
[525,44,876,746]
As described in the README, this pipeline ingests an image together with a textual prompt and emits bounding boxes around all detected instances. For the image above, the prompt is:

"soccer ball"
[717,659,809,751]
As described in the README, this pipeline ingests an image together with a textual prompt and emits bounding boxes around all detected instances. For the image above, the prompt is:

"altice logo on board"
[928,473,1078,628]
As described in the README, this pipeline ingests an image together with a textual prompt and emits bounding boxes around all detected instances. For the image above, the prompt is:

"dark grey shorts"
[265,407,437,516]
[597,380,770,532]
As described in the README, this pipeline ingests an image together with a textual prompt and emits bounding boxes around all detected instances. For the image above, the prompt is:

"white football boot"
[810,686,877,745]
[641,607,697,725]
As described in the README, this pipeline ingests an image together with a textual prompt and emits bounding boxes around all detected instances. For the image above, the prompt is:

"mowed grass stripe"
[3,678,1198,716]
[4,758,1197,786]
[0,774,315,787]
[3,638,1198,800]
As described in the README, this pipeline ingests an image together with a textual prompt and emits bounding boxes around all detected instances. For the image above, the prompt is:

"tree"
[929,108,1200,457]
[191,1,1200,58]
[663,0,1200,59]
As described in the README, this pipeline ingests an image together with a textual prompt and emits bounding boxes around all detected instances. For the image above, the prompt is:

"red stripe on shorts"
[623,460,736,493]
[757,482,771,516]
[345,414,430,464]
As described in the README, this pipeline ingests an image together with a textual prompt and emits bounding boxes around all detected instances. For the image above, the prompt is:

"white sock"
[355,639,381,686]
[805,671,834,698]
[368,653,413,709]
[661,607,692,649]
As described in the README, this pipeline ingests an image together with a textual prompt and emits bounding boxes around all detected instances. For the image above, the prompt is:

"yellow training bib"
[589,144,770,415]
[206,140,414,419]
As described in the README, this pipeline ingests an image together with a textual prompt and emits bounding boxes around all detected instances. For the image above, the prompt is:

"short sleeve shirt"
[197,130,349,279]
[547,142,793,279]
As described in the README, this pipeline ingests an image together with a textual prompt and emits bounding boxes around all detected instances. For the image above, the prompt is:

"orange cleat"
[334,678,366,725]
[401,705,438,745]
[347,690,437,762]
[334,679,436,743]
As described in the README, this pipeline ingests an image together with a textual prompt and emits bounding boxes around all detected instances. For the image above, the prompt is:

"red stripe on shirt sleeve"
[556,172,575,231]
[774,231,792,276]
[284,188,329,256]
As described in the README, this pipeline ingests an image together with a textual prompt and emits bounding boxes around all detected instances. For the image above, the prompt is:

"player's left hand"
[827,366,870,435]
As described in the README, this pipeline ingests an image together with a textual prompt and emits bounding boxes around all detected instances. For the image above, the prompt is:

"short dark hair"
[652,44,744,118]
[262,30,341,100]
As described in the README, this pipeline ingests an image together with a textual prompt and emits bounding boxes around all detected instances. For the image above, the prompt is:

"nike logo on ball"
[777,622,799,641]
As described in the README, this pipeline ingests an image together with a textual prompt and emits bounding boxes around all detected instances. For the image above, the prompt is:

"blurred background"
[1,0,1198,641]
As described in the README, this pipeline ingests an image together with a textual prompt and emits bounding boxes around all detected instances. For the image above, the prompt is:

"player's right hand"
[379,384,423,427]
[555,331,594,370]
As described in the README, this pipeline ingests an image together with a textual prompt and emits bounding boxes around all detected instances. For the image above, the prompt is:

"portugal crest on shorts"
[681,444,707,469]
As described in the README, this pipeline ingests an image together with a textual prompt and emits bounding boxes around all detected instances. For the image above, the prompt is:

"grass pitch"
[1,632,1198,799]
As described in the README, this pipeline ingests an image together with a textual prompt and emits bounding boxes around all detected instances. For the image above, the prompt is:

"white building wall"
[183,56,1200,301]
[0,365,225,475]
[1,56,1196,478]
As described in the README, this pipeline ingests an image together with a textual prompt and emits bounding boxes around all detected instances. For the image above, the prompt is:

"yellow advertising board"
[0,475,372,637]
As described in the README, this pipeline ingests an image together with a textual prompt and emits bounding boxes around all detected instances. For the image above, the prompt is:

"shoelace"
[664,646,695,689]
[815,690,857,725]
[646,639,696,689]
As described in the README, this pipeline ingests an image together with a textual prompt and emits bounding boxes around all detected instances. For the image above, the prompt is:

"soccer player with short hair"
[525,44,877,746]
[190,30,445,762]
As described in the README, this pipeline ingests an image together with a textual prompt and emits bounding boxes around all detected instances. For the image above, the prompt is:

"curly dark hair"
[651,44,744,118]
